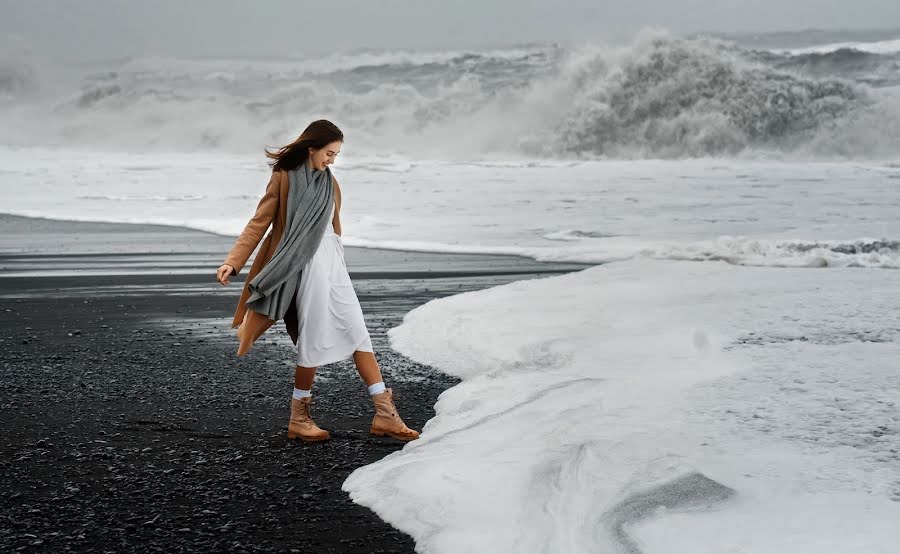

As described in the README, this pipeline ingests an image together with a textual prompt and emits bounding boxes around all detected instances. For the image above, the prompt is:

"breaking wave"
[75,194,207,201]
[1,31,899,159]
[642,237,900,269]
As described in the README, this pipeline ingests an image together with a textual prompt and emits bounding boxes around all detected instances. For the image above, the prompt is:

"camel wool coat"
[222,168,341,356]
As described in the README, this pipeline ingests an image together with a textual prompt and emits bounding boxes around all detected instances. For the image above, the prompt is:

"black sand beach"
[0,214,590,553]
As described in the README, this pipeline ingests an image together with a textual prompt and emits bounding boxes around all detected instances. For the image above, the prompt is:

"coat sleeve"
[222,170,280,275]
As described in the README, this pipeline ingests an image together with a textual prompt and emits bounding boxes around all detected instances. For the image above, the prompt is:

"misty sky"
[4,0,900,60]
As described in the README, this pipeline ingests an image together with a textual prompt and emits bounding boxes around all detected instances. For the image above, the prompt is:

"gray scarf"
[245,161,334,320]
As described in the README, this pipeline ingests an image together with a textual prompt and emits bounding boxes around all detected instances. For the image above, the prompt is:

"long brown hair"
[266,119,344,172]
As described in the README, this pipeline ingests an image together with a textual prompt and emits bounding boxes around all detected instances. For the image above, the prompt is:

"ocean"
[2,28,899,553]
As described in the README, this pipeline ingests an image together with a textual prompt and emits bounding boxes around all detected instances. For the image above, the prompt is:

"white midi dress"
[294,201,374,367]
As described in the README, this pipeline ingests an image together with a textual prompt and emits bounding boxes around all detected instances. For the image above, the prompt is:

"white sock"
[367,381,386,396]
[292,388,311,400]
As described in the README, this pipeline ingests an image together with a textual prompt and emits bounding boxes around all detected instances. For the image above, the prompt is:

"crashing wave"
[1,33,899,159]
[641,237,900,268]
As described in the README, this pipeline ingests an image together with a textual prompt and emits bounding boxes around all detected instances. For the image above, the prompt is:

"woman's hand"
[216,264,236,286]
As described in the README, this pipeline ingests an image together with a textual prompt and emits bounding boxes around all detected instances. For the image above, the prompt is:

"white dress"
[294,201,374,367]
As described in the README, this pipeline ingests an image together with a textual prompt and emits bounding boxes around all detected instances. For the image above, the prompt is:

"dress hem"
[296,335,374,367]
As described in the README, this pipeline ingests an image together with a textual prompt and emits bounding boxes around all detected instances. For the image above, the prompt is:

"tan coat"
[223,169,341,356]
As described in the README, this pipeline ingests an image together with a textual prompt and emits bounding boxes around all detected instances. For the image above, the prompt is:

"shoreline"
[0,213,590,552]
[0,210,590,266]
[0,212,591,281]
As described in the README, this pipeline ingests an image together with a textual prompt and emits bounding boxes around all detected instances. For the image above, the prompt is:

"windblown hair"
[266,119,344,172]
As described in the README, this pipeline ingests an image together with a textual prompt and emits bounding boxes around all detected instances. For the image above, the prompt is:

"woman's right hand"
[216,264,236,286]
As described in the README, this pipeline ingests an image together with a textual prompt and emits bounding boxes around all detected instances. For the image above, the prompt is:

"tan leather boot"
[370,388,420,441]
[287,396,330,442]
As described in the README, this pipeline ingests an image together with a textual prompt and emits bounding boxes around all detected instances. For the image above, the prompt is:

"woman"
[215,119,419,443]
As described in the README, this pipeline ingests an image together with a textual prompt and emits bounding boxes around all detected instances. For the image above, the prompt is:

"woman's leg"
[294,365,317,391]
[288,365,329,441]
[354,350,419,441]
[352,351,383,387]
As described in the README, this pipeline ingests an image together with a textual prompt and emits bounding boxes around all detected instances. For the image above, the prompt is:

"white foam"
[639,236,900,269]
[343,259,900,553]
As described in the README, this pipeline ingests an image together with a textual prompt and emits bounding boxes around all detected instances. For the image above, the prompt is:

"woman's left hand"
[216,264,236,286]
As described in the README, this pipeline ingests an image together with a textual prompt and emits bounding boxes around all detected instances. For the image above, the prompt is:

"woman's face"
[308,141,341,171]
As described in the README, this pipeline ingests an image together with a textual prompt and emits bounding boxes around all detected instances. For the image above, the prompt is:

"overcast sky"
[4,0,900,60]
